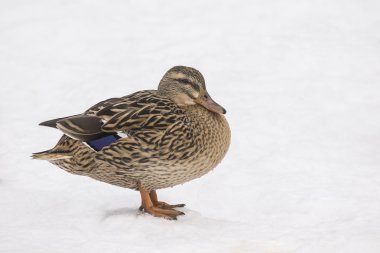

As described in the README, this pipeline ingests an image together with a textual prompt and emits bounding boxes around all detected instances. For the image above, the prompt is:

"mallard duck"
[33,66,231,220]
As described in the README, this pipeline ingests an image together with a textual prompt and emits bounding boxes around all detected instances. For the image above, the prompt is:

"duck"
[33,66,231,220]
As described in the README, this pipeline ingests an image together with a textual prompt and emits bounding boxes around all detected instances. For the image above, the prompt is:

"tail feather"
[32,150,72,160]
[39,114,81,128]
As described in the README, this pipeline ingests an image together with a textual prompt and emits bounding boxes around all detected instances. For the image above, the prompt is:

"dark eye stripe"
[177,78,192,84]
[176,78,200,91]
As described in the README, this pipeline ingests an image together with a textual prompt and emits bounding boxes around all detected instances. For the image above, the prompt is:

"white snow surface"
[1,0,380,252]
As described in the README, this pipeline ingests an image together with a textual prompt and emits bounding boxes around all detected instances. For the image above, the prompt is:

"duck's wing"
[37,97,123,141]
[96,91,194,169]
[85,97,121,116]
[97,90,187,134]
[55,115,106,141]
[39,115,81,128]
[38,97,121,128]
[38,91,187,143]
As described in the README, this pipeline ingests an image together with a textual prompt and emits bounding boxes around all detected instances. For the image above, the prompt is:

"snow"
[1,0,380,252]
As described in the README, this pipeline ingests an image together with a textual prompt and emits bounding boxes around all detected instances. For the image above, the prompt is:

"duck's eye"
[177,78,201,92]
[177,78,192,85]
[204,95,208,99]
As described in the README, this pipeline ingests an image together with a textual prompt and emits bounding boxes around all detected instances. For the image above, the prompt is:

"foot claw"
[141,206,183,220]
[155,201,186,210]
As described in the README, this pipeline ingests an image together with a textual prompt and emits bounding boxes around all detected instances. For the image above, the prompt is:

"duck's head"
[158,66,226,114]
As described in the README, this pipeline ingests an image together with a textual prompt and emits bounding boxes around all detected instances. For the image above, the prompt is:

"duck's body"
[33,66,230,219]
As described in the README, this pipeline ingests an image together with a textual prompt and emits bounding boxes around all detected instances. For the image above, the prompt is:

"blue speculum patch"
[86,134,120,151]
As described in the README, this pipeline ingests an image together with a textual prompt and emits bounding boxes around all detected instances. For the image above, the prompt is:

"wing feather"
[39,90,188,145]
[98,91,186,134]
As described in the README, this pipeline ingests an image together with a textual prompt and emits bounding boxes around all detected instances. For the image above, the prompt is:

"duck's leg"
[149,190,186,209]
[138,182,184,220]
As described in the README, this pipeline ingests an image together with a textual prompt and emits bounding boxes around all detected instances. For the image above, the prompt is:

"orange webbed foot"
[138,184,185,220]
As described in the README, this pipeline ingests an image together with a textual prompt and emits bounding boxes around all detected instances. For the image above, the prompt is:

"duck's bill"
[196,93,226,114]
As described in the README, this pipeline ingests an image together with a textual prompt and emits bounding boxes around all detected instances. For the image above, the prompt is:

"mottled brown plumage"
[33,66,231,219]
